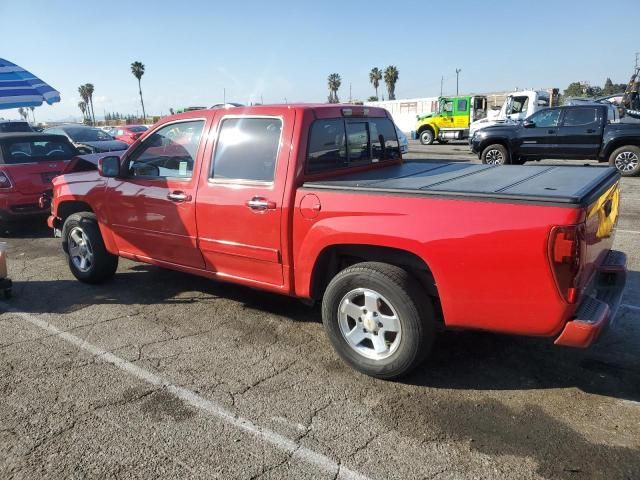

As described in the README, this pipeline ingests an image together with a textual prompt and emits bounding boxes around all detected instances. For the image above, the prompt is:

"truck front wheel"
[62,212,118,284]
[481,144,510,165]
[610,146,640,177]
[321,262,435,379]
[419,129,434,145]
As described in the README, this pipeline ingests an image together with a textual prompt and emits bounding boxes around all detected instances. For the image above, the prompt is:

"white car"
[396,126,409,154]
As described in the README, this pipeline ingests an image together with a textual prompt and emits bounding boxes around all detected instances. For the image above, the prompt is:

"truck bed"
[304,162,619,206]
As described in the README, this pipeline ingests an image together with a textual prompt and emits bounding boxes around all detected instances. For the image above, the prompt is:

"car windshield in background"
[0,122,33,133]
[128,126,147,133]
[1,138,77,164]
[66,127,113,142]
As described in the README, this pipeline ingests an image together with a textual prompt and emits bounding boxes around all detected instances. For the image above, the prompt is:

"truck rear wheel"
[321,262,435,379]
[609,146,640,177]
[481,144,510,165]
[62,212,118,284]
[419,129,434,145]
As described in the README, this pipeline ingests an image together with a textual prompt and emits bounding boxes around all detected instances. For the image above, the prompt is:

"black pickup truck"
[470,104,640,176]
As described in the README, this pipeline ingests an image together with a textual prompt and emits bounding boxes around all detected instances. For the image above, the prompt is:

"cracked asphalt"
[1,141,639,480]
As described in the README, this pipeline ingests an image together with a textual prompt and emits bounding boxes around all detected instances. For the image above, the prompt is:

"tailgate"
[3,161,69,194]
[580,181,620,290]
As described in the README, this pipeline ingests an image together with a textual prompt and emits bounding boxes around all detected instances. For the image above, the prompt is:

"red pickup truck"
[47,104,627,379]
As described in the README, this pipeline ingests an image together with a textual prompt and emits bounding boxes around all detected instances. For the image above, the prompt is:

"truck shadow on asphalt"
[5,266,640,404]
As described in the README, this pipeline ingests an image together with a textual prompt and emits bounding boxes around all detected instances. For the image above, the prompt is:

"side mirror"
[99,156,121,177]
[523,119,536,128]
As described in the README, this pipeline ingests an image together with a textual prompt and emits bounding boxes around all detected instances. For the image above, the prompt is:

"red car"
[0,132,78,233]
[47,105,627,379]
[111,125,148,145]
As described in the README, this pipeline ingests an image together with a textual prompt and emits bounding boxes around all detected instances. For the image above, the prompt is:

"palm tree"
[327,73,341,104]
[78,101,88,122]
[78,85,90,122]
[29,106,36,124]
[369,67,382,100]
[85,83,96,125]
[18,107,28,122]
[384,66,399,101]
[131,61,147,120]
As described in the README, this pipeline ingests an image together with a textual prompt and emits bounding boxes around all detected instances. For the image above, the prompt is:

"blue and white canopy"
[0,58,61,110]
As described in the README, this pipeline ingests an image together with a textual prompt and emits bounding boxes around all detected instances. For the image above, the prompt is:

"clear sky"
[2,0,638,122]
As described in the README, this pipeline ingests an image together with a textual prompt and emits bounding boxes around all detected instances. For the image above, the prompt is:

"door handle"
[246,197,276,211]
[167,191,192,202]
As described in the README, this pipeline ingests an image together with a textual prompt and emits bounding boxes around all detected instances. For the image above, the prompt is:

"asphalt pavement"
[1,141,639,479]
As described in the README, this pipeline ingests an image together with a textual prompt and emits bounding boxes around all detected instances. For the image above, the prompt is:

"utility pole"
[349,83,352,103]
[455,68,462,96]
[440,76,444,96]
[223,88,226,104]
[636,52,639,69]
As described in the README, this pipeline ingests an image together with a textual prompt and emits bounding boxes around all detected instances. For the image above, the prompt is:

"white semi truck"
[469,89,558,137]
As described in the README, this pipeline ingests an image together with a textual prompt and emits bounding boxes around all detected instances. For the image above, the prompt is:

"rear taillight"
[0,171,12,189]
[548,225,586,303]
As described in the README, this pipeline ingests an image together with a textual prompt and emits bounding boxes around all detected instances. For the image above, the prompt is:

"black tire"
[609,145,640,177]
[419,129,435,145]
[321,262,435,379]
[481,143,510,165]
[62,212,118,284]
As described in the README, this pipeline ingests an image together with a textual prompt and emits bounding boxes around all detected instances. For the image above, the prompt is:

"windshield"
[66,127,114,142]
[1,138,77,164]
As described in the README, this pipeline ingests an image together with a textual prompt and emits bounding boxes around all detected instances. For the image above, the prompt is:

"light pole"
[455,68,461,96]
[440,76,444,96]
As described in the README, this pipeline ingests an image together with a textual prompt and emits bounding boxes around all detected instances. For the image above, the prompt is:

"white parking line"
[617,229,640,235]
[9,310,372,480]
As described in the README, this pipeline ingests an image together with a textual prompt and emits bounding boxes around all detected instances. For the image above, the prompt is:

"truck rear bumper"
[554,250,627,348]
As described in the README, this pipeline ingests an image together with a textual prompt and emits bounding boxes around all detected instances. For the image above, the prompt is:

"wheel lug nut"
[363,328,367,333]
[358,317,362,322]
[378,322,383,328]
[363,309,367,314]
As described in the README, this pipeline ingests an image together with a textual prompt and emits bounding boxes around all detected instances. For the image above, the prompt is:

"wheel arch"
[309,244,443,323]
[57,200,94,222]
[602,140,640,161]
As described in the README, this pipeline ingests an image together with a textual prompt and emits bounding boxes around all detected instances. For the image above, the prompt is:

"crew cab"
[47,104,627,379]
[0,132,78,232]
[470,104,640,176]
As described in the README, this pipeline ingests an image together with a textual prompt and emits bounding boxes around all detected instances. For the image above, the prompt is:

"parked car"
[0,120,33,133]
[111,125,148,145]
[44,125,128,153]
[0,132,78,232]
[210,102,244,109]
[396,126,409,154]
[470,104,640,176]
[47,105,626,379]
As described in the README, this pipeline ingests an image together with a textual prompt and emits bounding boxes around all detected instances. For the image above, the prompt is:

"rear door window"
[562,108,599,127]
[211,117,282,182]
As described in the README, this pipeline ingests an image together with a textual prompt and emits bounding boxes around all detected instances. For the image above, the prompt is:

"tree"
[78,101,88,121]
[384,66,399,101]
[29,106,36,124]
[367,96,379,102]
[85,83,96,125]
[369,67,382,99]
[327,73,341,103]
[78,85,90,122]
[564,82,587,97]
[602,77,627,96]
[131,61,147,119]
[18,107,28,122]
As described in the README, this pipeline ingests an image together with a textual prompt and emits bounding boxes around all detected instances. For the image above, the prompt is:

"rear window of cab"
[306,117,400,174]
[0,138,77,164]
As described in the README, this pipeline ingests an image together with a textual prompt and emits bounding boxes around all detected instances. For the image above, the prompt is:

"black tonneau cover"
[303,162,619,206]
